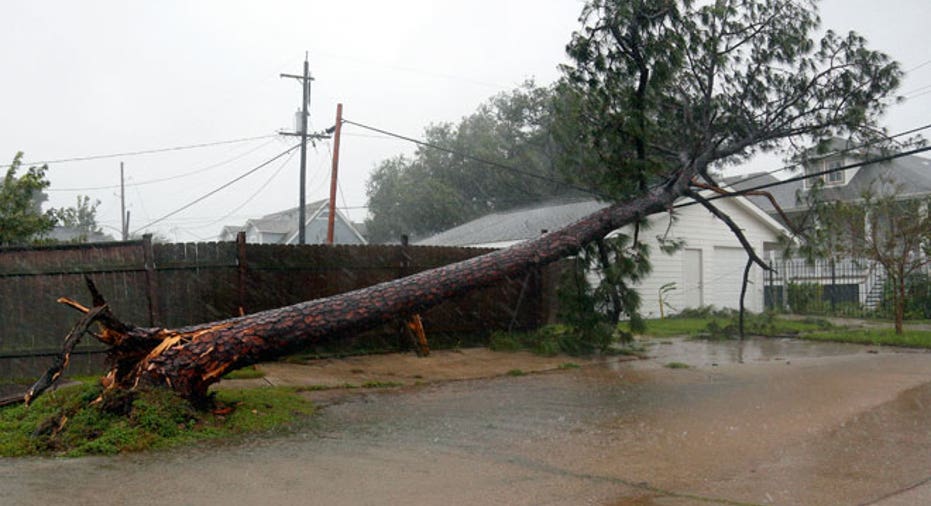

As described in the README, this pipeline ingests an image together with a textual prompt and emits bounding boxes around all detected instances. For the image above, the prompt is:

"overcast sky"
[0,0,928,242]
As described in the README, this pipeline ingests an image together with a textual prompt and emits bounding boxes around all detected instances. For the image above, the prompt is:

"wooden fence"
[0,236,557,379]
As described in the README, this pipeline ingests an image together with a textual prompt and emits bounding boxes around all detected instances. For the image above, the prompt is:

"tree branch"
[685,187,771,271]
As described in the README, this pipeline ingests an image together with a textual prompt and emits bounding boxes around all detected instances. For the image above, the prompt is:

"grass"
[641,314,834,339]
[801,328,931,348]
[506,369,526,377]
[641,312,931,349]
[641,318,711,337]
[0,382,314,458]
[664,362,690,369]
[221,366,266,380]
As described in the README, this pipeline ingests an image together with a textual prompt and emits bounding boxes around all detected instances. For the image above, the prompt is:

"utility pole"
[326,103,343,245]
[120,162,129,241]
[281,53,329,245]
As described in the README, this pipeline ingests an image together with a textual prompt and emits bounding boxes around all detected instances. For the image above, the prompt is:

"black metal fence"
[763,256,930,318]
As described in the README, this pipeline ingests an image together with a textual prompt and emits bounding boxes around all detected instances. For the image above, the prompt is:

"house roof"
[222,199,367,244]
[721,172,801,216]
[416,199,610,247]
[417,194,789,248]
[722,146,931,217]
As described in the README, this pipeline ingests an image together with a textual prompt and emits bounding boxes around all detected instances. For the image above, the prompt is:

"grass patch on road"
[0,382,314,458]
[221,366,266,380]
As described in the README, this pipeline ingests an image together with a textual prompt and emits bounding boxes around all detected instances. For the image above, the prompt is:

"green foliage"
[0,152,56,246]
[51,195,102,242]
[489,323,627,357]
[364,81,580,243]
[561,0,900,199]
[787,282,824,314]
[506,369,526,377]
[665,362,690,369]
[0,384,314,457]
[557,234,650,346]
[797,175,930,331]
[880,273,931,320]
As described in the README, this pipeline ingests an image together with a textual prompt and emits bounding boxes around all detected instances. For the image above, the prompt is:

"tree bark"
[33,176,692,404]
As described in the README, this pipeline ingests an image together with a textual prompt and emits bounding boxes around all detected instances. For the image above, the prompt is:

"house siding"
[626,197,781,317]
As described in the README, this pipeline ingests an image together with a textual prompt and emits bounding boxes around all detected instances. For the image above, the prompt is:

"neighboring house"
[723,137,931,227]
[219,199,367,245]
[723,138,931,311]
[44,226,114,243]
[417,196,790,317]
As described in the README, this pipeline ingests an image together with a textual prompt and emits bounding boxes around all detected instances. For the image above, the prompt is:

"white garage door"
[710,246,747,310]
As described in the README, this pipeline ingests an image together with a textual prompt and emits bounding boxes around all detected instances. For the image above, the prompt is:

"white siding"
[630,196,780,317]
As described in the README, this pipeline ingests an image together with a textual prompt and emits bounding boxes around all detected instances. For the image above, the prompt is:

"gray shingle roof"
[416,199,610,247]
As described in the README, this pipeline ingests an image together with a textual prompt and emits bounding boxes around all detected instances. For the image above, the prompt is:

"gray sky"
[0,0,928,241]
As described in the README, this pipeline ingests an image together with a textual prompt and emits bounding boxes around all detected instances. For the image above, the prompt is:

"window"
[805,158,845,188]
[825,159,845,185]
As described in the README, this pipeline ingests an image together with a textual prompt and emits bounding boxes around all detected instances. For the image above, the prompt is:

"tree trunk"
[33,178,691,404]
[895,267,906,335]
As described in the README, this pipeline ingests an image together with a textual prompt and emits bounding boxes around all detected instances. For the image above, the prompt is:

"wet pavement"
[2,337,931,505]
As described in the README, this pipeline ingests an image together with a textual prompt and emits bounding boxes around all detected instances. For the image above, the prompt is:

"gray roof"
[721,172,801,215]
[44,226,115,243]
[723,148,931,217]
[416,200,610,247]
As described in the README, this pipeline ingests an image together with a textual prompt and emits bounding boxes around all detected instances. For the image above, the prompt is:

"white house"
[219,199,367,245]
[417,194,790,317]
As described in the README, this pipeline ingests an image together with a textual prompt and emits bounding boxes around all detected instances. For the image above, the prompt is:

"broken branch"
[24,305,108,406]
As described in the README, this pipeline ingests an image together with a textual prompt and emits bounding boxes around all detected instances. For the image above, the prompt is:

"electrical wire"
[48,137,280,192]
[2,134,279,168]
[714,122,931,190]
[188,147,299,230]
[131,143,301,235]
[678,143,931,210]
[341,118,610,199]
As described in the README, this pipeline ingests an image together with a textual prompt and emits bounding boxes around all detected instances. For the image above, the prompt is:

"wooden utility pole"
[326,103,343,245]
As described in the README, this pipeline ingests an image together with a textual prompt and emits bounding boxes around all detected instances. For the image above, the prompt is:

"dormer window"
[805,158,846,188]
[824,159,844,185]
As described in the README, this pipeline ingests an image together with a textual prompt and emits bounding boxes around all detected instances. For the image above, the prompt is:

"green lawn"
[802,328,931,348]
[640,314,931,348]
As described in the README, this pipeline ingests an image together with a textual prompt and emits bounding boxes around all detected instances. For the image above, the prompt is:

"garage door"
[710,246,746,310]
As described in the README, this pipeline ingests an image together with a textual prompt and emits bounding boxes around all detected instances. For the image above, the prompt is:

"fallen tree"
[25,174,692,405]
[20,0,902,408]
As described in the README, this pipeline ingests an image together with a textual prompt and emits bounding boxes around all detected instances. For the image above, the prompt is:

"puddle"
[630,336,883,369]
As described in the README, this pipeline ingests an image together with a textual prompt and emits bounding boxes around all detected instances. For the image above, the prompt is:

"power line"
[3,134,278,168]
[680,143,931,210]
[341,118,609,199]
[717,122,931,190]
[188,147,299,230]
[48,137,280,192]
[131,143,301,235]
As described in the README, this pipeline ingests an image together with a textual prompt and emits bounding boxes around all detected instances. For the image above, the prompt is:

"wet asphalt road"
[3,338,931,505]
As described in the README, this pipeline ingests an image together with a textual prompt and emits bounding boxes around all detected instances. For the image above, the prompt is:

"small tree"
[0,153,56,246]
[53,195,103,242]
[804,175,930,333]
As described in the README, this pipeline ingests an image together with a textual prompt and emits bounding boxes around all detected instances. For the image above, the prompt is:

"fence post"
[237,231,247,316]
[830,258,837,314]
[142,234,161,327]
